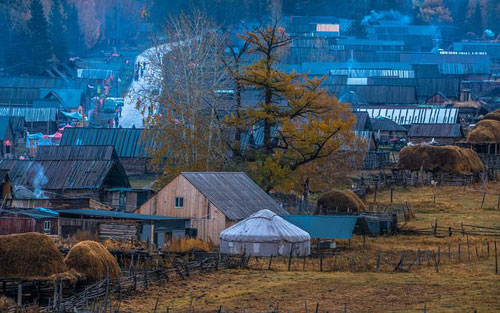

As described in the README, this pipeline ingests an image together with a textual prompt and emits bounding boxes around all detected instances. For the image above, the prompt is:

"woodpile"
[315,189,366,214]
[397,145,484,174]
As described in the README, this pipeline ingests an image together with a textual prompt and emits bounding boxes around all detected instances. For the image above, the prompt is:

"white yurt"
[219,209,310,256]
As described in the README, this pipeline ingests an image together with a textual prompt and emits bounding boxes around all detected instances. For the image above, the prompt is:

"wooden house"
[0,145,130,202]
[60,128,152,175]
[0,208,58,236]
[408,123,464,144]
[370,117,408,142]
[137,172,288,245]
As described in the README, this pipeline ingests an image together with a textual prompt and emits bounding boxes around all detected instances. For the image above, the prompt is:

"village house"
[370,116,408,143]
[0,145,131,202]
[136,172,289,245]
[408,123,464,145]
[60,127,152,175]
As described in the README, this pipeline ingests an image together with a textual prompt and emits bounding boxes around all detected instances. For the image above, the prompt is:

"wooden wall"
[0,217,58,235]
[138,175,228,245]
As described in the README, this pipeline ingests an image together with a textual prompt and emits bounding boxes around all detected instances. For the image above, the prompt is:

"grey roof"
[353,112,372,131]
[57,208,189,221]
[0,107,58,122]
[408,123,464,138]
[357,107,458,125]
[370,117,407,132]
[35,146,118,161]
[181,172,288,220]
[0,77,88,90]
[77,69,113,80]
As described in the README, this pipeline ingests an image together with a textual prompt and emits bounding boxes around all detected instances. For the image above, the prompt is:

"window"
[174,197,184,208]
[44,221,51,233]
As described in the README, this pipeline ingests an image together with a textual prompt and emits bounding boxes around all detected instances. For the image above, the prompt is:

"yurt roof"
[220,209,310,243]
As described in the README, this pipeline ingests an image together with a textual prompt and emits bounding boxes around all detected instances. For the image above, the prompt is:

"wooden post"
[390,188,394,203]
[433,219,438,236]
[435,246,441,273]
[467,235,471,262]
[319,249,323,272]
[268,255,273,270]
[475,246,480,260]
[315,302,319,313]
[487,241,490,258]
[287,245,293,271]
[458,243,461,261]
[448,243,451,260]
[461,222,465,236]
[303,256,306,271]
[17,283,22,306]
[375,253,381,272]
[374,182,378,203]
[495,241,498,274]
[481,192,486,209]
[417,249,421,266]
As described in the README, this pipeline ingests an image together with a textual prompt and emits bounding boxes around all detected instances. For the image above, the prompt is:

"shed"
[282,215,358,240]
[0,208,58,235]
[220,209,310,256]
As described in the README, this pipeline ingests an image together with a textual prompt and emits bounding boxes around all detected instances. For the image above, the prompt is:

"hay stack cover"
[316,190,366,214]
[64,241,121,281]
[397,145,484,174]
[467,119,500,143]
[0,233,66,279]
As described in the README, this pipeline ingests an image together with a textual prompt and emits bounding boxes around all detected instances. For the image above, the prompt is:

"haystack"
[482,109,500,122]
[467,119,500,143]
[64,241,121,281]
[397,145,484,174]
[0,233,67,279]
[315,189,366,214]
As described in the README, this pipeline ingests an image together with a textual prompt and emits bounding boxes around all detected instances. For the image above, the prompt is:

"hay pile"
[167,237,211,252]
[64,241,121,281]
[482,109,500,122]
[0,233,67,279]
[315,189,366,214]
[397,145,484,174]
[467,119,500,143]
[0,296,16,310]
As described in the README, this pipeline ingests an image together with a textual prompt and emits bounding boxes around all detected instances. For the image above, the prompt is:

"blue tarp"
[61,111,82,121]
[282,215,359,239]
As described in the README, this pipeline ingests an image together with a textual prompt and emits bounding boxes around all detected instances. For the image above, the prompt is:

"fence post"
[319,250,323,272]
[390,188,393,203]
[375,253,381,272]
[495,241,498,274]
[287,245,293,271]
[268,255,273,270]
[448,243,451,260]
[374,182,378,203]
[467,235,471,262]
[435,246,440,273]
[487,241,490,258]
[458,243,461,261]
[481,192,486,209]
[417,249,421,266]
[303,256,306,271]
[17,283,22,307]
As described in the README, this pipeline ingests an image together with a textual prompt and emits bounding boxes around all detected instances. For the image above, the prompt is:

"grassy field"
[113,184,500,312]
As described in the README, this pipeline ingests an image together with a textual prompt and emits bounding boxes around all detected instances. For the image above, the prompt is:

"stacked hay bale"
[64,241,121,281]
[468,109,500,143]
[315,189,366,214]
[0,233,67,279]
[397,145,485,174]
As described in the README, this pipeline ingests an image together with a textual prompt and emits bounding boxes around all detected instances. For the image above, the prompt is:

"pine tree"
[486,0,500,36]
[468,0,483,37]
[49,0,68,62]
[63,2,84,56]
[27,0,53,74]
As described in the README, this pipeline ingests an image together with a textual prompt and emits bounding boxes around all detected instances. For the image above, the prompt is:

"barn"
[137,172,289,245]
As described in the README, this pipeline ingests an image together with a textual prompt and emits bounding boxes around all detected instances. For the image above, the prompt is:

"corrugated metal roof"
[415,78,460,99]
[354,112,371,131]
[330,85,417,105]
[77,69,113,80]
[0,106,58,122]
[370,117,407,132]
[60,128,150,158]
[181,172,288,220]
[400,53,491,64]
[220,210,310,243]
[41,88,83,110]
[58,208,188,221]
[408,123,464,138]
[0,88,40,101]
[336,39,404,46]
[35,146,117,161]
[357,107,458,125]
[282,215,359,239]
[0,77,88,90]
[0,159,130,190]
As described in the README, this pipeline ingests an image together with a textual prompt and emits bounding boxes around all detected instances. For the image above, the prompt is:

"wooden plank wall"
[138,175,228,245]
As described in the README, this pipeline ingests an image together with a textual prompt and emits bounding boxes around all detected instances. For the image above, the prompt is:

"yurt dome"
[220,209,310,256]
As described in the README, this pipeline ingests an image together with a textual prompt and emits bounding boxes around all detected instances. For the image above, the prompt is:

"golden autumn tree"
[413,0,452,23]
[225,21,357,193]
